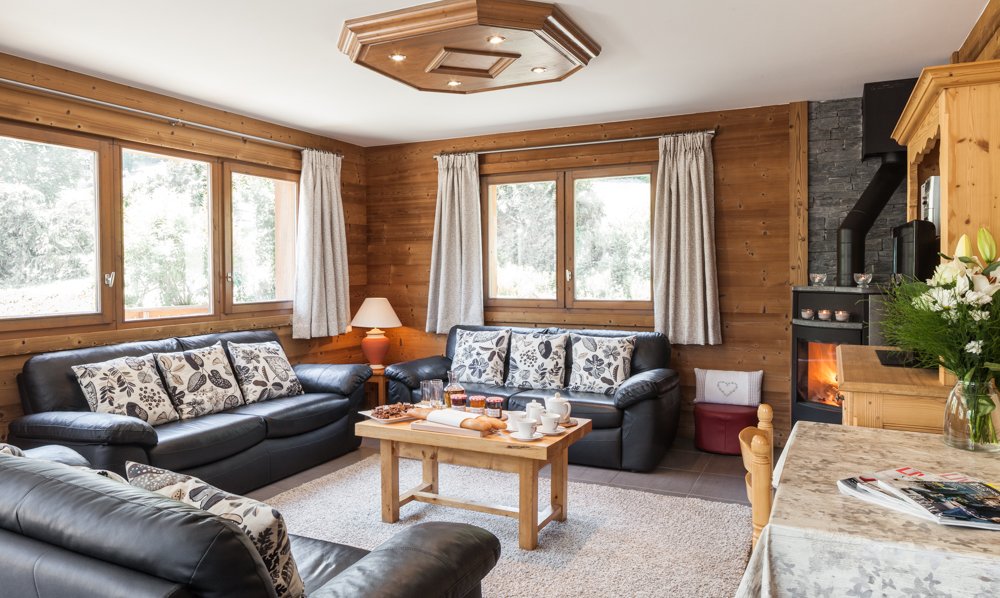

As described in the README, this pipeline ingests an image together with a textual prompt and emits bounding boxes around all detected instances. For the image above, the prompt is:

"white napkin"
[426,410,476,428]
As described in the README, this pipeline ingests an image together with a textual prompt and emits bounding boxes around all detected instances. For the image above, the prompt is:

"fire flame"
[806,342,842,407]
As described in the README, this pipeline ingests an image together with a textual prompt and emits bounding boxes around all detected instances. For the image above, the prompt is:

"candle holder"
[817,309,832,321]
[835,310,850,322]
[800,308,815,320]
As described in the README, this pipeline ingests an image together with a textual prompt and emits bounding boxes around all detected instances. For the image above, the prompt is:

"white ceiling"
[0,0,987,146]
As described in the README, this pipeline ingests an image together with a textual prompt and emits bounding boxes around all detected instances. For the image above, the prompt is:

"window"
[225,164,298,312]
[122,148,214,321]
[483,164,653,309]
[0,123,112,329]
[569,169,652,302]
[484,174,560,303]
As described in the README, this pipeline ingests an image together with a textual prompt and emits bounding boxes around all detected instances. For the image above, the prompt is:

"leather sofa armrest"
[384,356,453,389]
[614,368,680,410]
[311,522,500,598]
[8,412,158,448]
[293,364,372,396]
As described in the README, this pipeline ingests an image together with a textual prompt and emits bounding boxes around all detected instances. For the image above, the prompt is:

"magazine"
[837,466,1000,531]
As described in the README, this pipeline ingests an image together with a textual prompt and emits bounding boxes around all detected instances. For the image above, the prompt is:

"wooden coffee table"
[355,416,592,550]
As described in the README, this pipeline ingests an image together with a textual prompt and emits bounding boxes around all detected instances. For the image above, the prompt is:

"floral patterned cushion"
[72,355,180,425]
[567,334,637,395]
[0,443,25,457]
[505,332,569,390]
[155,343,244,419]
[451,329,511,385]
[126,462,305,598]
[228,341,304,404]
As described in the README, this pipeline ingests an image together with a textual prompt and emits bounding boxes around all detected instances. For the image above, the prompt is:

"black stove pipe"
[835,151,906,286]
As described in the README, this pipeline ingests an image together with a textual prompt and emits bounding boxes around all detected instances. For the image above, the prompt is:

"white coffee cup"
[506,411,522,432]
[540,413,561,434]
[515,419,537,439]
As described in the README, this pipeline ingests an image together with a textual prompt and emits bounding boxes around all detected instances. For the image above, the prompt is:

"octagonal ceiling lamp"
[338,0,601,94]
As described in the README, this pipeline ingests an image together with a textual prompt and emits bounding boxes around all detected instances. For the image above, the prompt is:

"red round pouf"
[693,402,760,455]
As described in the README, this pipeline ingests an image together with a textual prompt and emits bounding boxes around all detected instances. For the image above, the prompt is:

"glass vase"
[943,379,1000,452]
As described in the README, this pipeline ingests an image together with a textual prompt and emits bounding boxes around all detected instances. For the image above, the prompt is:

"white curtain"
[653,131,722,345]
[426,152,484,334]
[292,149,351,339]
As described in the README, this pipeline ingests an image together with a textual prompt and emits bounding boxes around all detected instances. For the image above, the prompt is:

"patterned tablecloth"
[736,422,1000,598]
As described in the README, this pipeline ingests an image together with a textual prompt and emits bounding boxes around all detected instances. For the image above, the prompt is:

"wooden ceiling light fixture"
[338,0,600,94]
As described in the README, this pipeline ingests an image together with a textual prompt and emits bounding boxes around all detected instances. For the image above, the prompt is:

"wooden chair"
[739,403,773,549]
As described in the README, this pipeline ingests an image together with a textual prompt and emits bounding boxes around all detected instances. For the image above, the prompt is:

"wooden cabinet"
[836,345,948,434]
[892,60,1000,255]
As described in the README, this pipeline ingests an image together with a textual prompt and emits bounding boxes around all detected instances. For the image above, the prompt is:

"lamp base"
[361,328,390,369]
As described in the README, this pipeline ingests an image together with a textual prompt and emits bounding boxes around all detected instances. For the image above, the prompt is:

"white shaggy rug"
[270,456,750,598]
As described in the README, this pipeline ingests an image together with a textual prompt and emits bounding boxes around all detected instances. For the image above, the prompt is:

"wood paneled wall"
[367,105,803,444]
[0,53,368,438]
[954,0,1000,63]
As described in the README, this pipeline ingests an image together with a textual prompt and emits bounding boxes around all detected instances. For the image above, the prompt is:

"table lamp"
[351,297,402,371]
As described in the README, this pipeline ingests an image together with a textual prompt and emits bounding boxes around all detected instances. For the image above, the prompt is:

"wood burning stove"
[791,286,884,424]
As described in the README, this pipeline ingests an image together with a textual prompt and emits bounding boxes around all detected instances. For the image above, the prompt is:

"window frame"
[481,171,565,309]
[0,121,115,332]
[116,142,223,328]
[565,164,655,311]
[222,162,299,315]
[481,163,655,312]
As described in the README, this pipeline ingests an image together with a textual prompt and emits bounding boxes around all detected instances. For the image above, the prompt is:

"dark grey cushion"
[149,413,265,471]
[227,393,350,438]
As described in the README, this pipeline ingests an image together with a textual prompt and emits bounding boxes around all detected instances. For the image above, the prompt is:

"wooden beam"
[788,101,809,287]
[0,52,360,156]
[955,0,1000,63]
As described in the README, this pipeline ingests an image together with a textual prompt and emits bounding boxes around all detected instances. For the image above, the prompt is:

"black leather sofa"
[385,325,680,471]
[8,330,371,493]
[0,455,500,598]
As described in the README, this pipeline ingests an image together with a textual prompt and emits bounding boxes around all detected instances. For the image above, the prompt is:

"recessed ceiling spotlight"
[531,66,548,74]
[447,80,463,87]
[487,35,506,44]
[388,53,407,62]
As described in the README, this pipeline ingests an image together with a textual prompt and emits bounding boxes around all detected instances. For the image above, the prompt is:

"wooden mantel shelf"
[836,345,949,434]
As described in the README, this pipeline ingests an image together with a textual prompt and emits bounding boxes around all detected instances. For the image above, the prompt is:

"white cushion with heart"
[693,368,763,407]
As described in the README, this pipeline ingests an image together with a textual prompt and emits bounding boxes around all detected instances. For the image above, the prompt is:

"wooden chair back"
[739,403,773,549]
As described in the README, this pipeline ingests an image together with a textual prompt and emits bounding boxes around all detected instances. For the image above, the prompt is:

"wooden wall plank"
[788,101,809,287]
[366,105,799,444]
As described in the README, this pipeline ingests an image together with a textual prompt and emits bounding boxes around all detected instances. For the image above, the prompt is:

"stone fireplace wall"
[807,97,908,282]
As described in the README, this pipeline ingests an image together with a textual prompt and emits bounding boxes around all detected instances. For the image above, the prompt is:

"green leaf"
[984,262,1000,276]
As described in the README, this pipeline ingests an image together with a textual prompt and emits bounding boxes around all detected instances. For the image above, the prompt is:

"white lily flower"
[956,274,971,295]
[966,340,984,355]
[972,273,1000,296]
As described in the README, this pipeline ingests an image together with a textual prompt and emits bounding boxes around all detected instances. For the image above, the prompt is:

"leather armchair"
[385,355,453,404]
[0,456,500,598]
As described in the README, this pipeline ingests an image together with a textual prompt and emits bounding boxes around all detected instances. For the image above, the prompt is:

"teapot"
[544,392,572,424]
[525,400,545,424]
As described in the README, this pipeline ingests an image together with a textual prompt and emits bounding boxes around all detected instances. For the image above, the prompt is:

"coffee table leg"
[380,439,400,523]
[551,447,568,522]
[518,460,539,550]
[422,446,439,493]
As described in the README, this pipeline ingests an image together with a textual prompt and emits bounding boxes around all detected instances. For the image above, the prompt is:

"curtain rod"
[433,128,716,158]
[0,76,342,155]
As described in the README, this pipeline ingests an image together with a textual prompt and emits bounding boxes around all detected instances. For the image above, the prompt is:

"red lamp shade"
[351,298,401,368]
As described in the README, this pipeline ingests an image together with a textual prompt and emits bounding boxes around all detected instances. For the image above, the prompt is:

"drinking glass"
[421,379,445,408]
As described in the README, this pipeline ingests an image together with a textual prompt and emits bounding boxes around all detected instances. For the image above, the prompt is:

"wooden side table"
[366,366,387,407]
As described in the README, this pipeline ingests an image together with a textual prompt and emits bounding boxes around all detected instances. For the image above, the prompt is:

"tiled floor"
[249,436,752,506]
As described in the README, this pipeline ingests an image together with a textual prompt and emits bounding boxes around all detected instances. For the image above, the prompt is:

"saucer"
[509,432,544,442]
[538,426,566,436]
